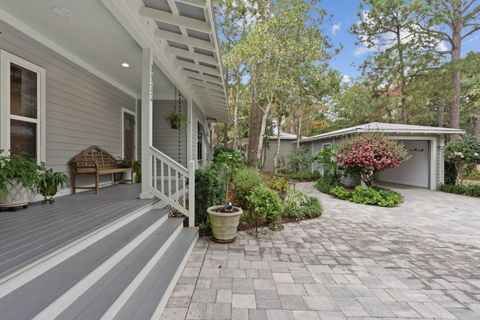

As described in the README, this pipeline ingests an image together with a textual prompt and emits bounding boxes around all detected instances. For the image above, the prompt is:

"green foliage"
[214,149,244,203]
[313,145,343,186]
[165,112,187,129]
[37,163,69,201]
[232,167,263,209]
[248,186,282,221]
[350,186,402,207]
[287,147,312,172]
[195,164,226,227]
[315,178,337,194]
[0,151,40,195]
[444,161,458,185]
[317,180,402,207]
[133,160,141,183]
[282,188,323,219]
[444,136,480,184]
[267,175,290,194]
[329,185,352,200]
[440,184,480,198]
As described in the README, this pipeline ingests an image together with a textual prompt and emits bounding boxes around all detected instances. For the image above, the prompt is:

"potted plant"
[165,112,187,129]
[207,150,243,243]
[37,163,69,204]
[0,151,39,210]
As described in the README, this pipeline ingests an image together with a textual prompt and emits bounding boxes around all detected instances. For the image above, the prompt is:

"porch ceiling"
[102,0,229,122]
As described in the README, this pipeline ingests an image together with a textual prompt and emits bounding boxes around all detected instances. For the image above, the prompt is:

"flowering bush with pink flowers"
[336,133,410,187]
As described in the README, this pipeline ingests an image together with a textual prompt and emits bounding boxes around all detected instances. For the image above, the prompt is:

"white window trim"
[121,107,137,160]
[0,50,46,163]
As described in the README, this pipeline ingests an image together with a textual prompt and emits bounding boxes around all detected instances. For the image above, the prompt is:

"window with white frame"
[0,50,45,163]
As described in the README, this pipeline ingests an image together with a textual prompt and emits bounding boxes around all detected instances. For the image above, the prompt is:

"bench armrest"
[115,159,133,169]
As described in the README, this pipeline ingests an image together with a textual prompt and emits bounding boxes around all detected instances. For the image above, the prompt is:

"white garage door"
[377,140,430,188]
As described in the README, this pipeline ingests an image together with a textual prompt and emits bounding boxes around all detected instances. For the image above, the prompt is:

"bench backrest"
[70,146,118,168]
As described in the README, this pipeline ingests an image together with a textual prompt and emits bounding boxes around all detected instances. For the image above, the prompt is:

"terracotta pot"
[0,181,33,209]
[207,205,242,243]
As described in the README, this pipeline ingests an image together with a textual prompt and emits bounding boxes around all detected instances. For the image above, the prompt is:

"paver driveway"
[164,183,480,320]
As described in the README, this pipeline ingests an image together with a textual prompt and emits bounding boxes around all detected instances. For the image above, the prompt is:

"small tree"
[336,133,409,187]
[445,136,480,185]
[288,147,312,173]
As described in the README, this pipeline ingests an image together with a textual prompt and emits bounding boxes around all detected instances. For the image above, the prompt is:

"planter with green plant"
[207,150,243,243]
[37,163,69,204]
[0,151,39,210]
[165,112,187,129]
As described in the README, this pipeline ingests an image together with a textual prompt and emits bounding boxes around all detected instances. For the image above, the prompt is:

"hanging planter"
[165,112,187,129]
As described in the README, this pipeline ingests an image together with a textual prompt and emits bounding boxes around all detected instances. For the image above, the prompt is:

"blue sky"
[322,0,480,84]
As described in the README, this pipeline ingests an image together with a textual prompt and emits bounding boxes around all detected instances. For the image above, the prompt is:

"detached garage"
[300,122,464,190]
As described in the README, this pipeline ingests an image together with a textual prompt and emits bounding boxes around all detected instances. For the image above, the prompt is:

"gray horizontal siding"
[0,21,136,188]
[152,99,187,167]
[264,139,295,172]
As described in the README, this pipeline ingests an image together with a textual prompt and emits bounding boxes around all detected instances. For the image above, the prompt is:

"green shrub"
[248,186,282,221]
[440,184,480,197]
[287,147,312,172]
[282,189,323,219]
[195,164,226,227]
[445,135,480,184]
[232,167,263,209]
[315,178,338,194]
[329,185,351,200]
[350,186,402,207]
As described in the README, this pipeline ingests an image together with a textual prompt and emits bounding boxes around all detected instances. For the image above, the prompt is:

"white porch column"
[140,48,153,199]
[187,98,195,227]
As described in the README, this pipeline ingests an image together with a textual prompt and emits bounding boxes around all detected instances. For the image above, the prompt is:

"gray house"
[263,132,299,171]
[0,1,228,318]
[300,122,464,190]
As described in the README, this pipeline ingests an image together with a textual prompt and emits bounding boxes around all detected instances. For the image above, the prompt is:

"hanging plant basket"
[165,112,187,129]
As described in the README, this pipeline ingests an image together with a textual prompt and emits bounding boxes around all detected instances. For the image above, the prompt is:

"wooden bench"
[69,146,134,194]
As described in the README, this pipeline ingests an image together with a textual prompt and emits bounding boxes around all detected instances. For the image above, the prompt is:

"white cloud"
[436,40,449,52]
[332,22,341,35]
[341,75,352,85]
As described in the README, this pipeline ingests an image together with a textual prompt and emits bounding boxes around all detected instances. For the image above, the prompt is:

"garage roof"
[300,122,465,143]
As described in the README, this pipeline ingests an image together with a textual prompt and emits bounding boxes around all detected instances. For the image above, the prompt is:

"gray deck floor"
[0,184,155,279]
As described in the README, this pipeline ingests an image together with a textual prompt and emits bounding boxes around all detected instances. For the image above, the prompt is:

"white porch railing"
[149,146,195,227]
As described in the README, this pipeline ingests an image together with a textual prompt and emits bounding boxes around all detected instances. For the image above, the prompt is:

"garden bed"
[440,184,480,197]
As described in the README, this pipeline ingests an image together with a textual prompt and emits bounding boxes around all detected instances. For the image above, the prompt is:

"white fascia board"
[0,8,138,99]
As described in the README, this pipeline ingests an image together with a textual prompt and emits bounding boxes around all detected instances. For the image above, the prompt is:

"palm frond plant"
[37,163,69,204]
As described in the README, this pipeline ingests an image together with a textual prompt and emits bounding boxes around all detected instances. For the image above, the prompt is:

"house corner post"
[140,48,153,199]
[188,160,195,227]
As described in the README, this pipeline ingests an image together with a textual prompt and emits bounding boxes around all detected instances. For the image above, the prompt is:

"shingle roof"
[268,132,301,140]
[299,122,465,143]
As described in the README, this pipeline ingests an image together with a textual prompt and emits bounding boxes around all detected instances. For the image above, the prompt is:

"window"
[0,50,45,163]
[197,122,203,161]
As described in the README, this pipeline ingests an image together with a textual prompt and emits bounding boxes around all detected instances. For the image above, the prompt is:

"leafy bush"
[336,133,409,187]
[329,185,351,200]
[195,164,226,227]
[288,147,312,172]
[444,135,480,184]
[267,175,290,194]
[444,160,458,185]
[440,183,480,197]
[232,167,263,209]
[350,186,402,207]
[282,189,323,219]
[37,163,69,202]
[314,146,343,186]
[248,186,282,221]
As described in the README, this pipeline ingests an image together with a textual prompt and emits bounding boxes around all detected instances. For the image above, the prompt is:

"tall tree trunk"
[256,100,273,164]
[438,101,445,127]
[273,115,282,173]
[296,113,303,149]
[449,2,462,136]
[396,25,408,124]
[232,82,240,150]
[247,71,262,165]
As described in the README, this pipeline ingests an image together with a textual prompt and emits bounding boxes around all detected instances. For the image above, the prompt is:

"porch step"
[0,207,198,320]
